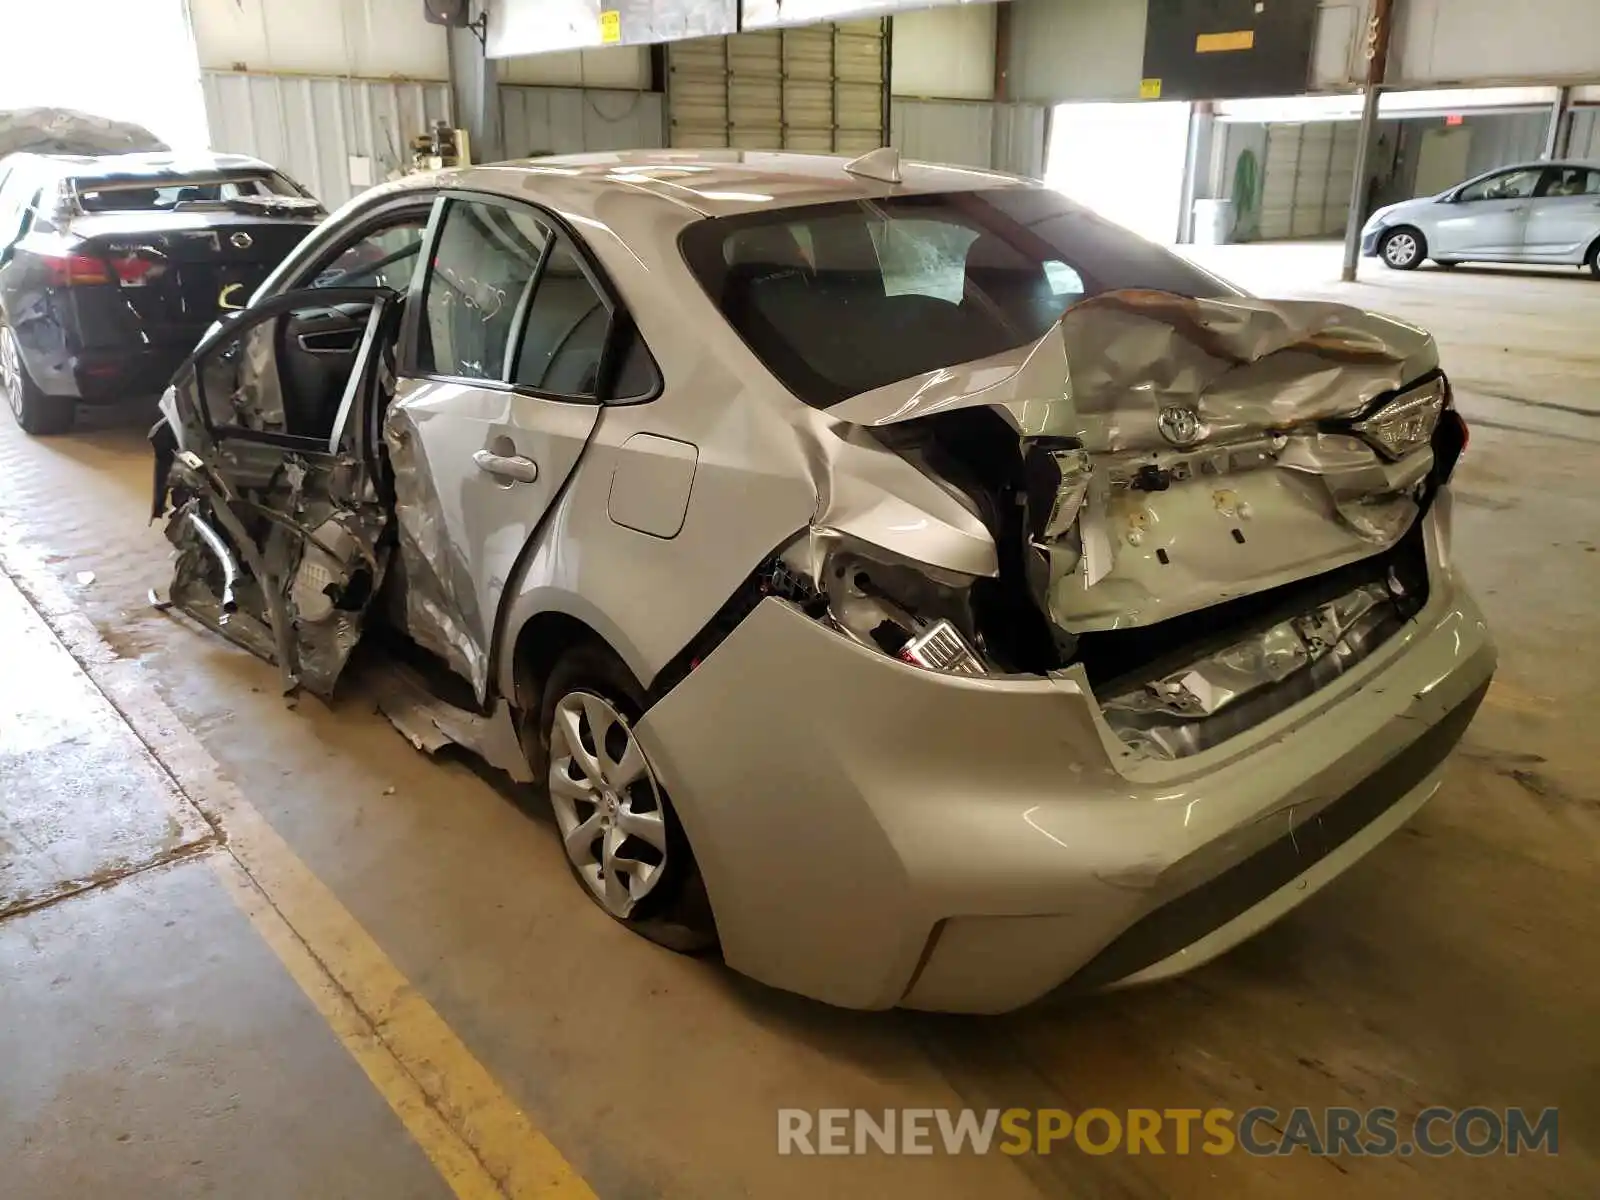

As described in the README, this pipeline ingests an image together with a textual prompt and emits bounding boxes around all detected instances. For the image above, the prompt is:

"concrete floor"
[0,243,1596,1198]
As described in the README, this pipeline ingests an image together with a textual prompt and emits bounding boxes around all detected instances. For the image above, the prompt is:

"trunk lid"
[829,290,1442,635]
[68,210,320,344]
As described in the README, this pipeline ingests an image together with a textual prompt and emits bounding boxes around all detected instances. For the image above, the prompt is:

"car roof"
[2,150,276,181]
[1480,159,1600,174]
[448,149,1029,221]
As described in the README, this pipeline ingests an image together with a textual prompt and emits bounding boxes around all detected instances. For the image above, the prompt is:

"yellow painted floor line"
[0,541,598,1200]
[212,854,506,1200]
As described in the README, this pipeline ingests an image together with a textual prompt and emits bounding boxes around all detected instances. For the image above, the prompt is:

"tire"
[0,318,74,435]
[537,641,717,953]
[1379,227,1426,271]
[1586,240,1600,280]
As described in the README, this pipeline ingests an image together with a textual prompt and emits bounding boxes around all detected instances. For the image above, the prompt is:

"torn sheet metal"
[381,401,492,697]
[155,293,399,697]
[826,290,1445,634]
[1102,580,1402,761]
[370,662,534,784]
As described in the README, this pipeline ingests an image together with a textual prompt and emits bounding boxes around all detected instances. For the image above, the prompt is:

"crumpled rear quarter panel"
[634,518,1495,1012]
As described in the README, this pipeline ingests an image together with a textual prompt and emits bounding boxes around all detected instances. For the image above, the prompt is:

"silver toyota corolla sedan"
[1362,158,1600,273]
[150,149,1495,1013]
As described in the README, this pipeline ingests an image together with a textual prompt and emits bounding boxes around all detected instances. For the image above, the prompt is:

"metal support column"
[1341,0,1397,282]
[1545,85,1573,159]
[447,11,501,164]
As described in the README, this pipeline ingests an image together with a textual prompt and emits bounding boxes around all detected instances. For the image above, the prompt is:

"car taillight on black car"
[40,251,113,287]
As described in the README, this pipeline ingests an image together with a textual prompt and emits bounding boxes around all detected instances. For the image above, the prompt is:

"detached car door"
[153,285,400,695]
[382,194,612,701]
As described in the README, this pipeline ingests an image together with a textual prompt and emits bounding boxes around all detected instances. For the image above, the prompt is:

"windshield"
[74,172,304,213]
[680,186,1240,408]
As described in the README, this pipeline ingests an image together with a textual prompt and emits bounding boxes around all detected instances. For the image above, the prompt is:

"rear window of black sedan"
[679,186,1238,409]
[74,171,303,213]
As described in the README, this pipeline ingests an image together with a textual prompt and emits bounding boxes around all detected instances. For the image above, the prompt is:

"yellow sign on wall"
[1195,29,1255,53]
[1139,79,1163,100]
[599,10,621,43]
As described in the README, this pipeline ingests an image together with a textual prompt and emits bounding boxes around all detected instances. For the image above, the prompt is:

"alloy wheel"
[548,690,670,918]
[0,325,22,421]
[1384,232,1419,268]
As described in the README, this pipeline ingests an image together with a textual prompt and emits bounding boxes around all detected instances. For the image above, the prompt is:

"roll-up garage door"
[1259,122,1361,240]
[666,20,886,152]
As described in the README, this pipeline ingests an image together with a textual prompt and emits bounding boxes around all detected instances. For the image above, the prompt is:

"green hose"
[1232,148,1260,241]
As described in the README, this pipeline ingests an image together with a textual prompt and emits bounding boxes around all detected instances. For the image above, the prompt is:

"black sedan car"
[0,151,325,434]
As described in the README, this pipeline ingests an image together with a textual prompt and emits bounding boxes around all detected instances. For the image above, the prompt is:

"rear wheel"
[1379,227,1425,271]
[0,320,73,435]
[1586,239,1600,279]
[538,641,716,953]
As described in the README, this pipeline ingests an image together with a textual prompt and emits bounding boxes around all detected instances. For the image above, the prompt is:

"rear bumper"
[637,512,1496,1013]
[31,339,201,402]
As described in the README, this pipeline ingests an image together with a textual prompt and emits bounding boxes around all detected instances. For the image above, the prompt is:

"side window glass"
[421,200,548,380]
[311,218,428,291]
[1460,169,1540,202]
[610,327,661,402]
[511,235,609,397]
[1543,168,1600,198]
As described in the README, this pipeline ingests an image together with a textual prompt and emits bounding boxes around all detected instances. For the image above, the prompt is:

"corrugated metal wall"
[666,22,886,151]
[1460,111,1553,178]
[499,87,665,158]
[891,100,993,168]
[201,71,450,209]
[1259,122,1362,240]
[1007,0,1148,104]
[890,99,1048,177]
[1573,108,1600,159]
[202,71,668,210]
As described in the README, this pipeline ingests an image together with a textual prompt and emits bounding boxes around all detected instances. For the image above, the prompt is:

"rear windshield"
[74,172,302,213]
[679,187,1239,408]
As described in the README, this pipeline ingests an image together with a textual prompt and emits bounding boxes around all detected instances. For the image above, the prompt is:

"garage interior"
[1,0,1598,1197]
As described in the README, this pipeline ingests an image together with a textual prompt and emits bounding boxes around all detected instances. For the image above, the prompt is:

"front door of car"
[1433,167,1541,257]
[155,285,400,695]
[383,195,611,700]
[1523,167,1600,259]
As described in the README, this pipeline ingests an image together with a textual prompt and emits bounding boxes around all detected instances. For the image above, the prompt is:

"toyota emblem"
[1157,405,1202,447]
[230,231,254,249]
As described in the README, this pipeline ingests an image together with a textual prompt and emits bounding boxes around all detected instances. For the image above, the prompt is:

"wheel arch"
[1383,223,1427,247]
[1583,232,1600,271]
[501,594,653,718]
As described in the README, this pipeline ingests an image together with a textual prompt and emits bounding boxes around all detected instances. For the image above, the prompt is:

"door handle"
[473,449,539,484]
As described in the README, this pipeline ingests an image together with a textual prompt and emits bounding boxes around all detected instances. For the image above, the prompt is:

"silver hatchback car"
[152,150,1494,1013]
[1363,159,1600,273]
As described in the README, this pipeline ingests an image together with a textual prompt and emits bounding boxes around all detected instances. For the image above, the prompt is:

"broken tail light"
[109,253,169,288]
[1352,375,1447,461]
[783,529,995,677]
[899,619,986,676]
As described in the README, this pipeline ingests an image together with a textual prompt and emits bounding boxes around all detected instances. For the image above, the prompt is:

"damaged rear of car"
[146,155,1495,1014]
[646,180,1491,1010]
